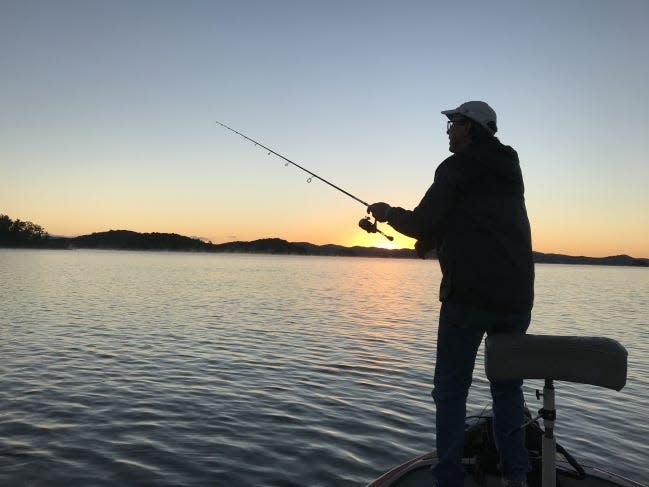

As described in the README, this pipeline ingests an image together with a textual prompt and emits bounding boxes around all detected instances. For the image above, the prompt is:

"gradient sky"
[2,0,648,257]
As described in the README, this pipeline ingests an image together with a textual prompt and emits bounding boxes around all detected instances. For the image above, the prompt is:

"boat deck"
[369,457,642,487]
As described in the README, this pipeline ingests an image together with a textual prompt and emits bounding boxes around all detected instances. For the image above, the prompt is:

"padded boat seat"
[485,334,627,391]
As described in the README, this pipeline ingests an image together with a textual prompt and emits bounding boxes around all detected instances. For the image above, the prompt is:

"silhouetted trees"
[0,214,49,247]
[72,230,214,250]
[0,213,646,266]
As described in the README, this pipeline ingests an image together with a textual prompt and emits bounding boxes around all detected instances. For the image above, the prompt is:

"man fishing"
[367,101,535,487]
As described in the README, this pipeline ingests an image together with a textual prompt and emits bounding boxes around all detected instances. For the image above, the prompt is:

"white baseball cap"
[442,101,498,135]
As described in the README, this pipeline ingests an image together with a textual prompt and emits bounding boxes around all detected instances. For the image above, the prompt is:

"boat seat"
[484,334,627,391]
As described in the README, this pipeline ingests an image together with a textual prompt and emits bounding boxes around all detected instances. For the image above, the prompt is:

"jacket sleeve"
[386,158,460,240]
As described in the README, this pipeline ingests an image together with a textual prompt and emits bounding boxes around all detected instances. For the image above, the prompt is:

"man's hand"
[415,238,436,259]
[367,202,391,222]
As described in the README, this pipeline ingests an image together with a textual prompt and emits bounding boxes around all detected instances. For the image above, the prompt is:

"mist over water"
[2,250,648,486]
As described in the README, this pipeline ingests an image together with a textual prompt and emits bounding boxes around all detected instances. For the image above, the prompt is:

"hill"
[67,230,213,251]
[39,230,648,267]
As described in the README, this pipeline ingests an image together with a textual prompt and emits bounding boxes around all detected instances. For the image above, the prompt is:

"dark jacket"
[387,137,534,312]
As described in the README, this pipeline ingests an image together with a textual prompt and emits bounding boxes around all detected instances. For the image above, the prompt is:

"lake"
[1,249,648,486]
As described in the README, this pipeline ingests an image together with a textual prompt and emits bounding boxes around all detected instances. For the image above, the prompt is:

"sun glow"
[345,228,416,251]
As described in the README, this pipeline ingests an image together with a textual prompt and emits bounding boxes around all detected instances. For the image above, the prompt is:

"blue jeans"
[431,300,531,487]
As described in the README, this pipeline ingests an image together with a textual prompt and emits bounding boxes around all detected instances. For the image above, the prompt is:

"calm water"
[1,249,648,486]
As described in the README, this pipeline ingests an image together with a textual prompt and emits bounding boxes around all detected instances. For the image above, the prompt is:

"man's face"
[446,115,472,153]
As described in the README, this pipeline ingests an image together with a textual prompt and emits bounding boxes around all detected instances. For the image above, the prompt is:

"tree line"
[0,214,49,247]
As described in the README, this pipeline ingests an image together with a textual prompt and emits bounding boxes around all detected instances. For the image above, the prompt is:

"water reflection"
[1,250,647,486]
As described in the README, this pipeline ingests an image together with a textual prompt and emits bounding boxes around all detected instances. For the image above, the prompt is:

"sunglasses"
[447,120,467,131]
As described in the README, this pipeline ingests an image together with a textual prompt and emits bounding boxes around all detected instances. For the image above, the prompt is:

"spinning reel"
[359,216,394,241]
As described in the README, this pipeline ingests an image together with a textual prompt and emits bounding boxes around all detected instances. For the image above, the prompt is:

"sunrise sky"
[2,1,648,257]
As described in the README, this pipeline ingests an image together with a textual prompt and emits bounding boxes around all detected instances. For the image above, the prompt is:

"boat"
[367,334,645,487]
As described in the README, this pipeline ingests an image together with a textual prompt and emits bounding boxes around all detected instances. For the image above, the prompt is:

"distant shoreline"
[2,229,647,267]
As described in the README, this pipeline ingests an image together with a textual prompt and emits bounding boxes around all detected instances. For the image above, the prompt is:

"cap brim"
[441,109,459,118]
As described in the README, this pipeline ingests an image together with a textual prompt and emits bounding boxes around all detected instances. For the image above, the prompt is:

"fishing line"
[216,121,393,241]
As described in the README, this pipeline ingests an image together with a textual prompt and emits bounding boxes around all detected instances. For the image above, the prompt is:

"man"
[367,101,534,487]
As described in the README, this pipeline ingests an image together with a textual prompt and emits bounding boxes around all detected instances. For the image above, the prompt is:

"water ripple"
[1,251,648,486]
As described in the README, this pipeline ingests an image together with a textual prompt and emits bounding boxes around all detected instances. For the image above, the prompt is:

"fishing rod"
[216,121,393,241]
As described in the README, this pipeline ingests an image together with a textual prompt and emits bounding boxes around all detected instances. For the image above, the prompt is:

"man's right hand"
[367,202,391,222]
